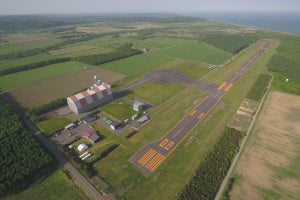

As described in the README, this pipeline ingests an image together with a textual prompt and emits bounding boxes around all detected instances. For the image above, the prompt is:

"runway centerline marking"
[224,83,233,92]
[190,110,197,116]
[197,112,206,120]
[218,82,227,90]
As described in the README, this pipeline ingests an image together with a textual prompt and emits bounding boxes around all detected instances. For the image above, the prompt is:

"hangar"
[67,76,113,114]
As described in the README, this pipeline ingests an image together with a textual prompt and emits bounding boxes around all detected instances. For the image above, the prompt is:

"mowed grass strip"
[0,61,88,91]
[2,170,88,200]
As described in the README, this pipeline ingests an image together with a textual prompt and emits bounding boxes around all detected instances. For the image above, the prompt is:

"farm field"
[0,61,87,91]
[230,91,300,200]
[2,169,88,200]
[9,68,125,109]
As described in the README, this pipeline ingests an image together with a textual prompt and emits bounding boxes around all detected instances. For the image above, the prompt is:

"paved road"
[2,96,105,200]
[130,40,272,175]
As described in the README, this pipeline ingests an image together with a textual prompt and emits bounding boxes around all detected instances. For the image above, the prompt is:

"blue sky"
[1,0,299,15]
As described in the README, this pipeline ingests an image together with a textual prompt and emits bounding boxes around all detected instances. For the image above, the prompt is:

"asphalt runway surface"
[130,40,272,175]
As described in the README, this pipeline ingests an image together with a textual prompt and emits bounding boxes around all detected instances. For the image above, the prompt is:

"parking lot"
[52,123,94,145]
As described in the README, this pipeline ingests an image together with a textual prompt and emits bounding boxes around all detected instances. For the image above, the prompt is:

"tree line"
[246,73,272,101]
[179,127,244,200]
[26,98,67,122]
[0,97,53,197]
[0,58,71,76]
[75,45,142,65]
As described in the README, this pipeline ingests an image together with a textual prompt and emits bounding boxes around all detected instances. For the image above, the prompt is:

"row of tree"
[26,98,67,122]
[246,73,272,101]
[179,127,244,200]
[0,97,53,196]
[0,58,71,76]
[90,144,120,165]
[75,45,142,65]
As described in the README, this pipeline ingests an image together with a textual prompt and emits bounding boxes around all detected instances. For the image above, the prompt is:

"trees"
[246,73,272,101]
[179,128,243,200]
[0,97,52,196]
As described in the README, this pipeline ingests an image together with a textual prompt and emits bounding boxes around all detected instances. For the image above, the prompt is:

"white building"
[78,144,88,152]
[133,101,145,111]
[67,76,113,114]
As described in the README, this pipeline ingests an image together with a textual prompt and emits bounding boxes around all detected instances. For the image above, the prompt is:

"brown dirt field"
[9,68,126,110]
[48,45,98,55]
[15,38,54,46]
[230,91,300,200]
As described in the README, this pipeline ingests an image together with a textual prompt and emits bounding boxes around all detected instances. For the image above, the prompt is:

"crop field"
[9,68,125,109]
[0,61,87,91]
[3,170,88,200]
[49,44,98,55]
[230,91,300,200]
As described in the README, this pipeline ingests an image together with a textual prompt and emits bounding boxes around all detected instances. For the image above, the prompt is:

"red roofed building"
[67,76,112,114]
[82,129,100,144]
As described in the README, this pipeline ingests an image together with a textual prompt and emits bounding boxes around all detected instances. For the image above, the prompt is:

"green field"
[160,41,232,64]
[101,100,138,121]
[3,170,88,200]
[38,114,72,134]
[0,61,87,91]
[101,54,173,76]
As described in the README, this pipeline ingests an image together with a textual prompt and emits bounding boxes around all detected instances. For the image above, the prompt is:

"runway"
[130,40,272,175]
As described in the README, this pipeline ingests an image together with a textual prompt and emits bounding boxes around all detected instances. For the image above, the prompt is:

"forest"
[179,127,243,200]
[0,97,53,196]
[202,34,257,54]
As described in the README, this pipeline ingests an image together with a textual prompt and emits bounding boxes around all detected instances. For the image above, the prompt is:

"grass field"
[101,100,137,121]
[126,82,185,105]
[101,54,173,76]
[49,45,98,55]
[0,61,87,91]
[2,169,88,200]
[38,114,72,134]
[160,41,232,65]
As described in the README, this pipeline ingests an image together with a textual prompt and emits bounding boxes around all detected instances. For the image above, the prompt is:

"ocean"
[190,12,300,35]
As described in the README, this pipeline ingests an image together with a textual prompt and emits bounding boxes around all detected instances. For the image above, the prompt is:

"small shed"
[138,115,149,124]
[78,144,88,152]
[133,101,145,111]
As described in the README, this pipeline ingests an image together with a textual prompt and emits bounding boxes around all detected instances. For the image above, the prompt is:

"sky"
[0,0,299,15]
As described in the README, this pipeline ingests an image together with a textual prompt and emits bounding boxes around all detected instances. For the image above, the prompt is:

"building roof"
[68,82,112,108]
[88,134,100,143]
[134,101,144,106]
[110,121,121,127]
[138,115,149,123]
[82,129,97,138]
[78,144,88,152]
[82,115,97,123]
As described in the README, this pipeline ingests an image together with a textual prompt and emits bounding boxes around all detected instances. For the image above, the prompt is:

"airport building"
[67,76,113,114]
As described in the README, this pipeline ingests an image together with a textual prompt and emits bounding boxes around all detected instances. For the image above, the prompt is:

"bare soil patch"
[49,45,97,55]
[15,38,54,46]
[10,68,125,110]
[230,91,300,199]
